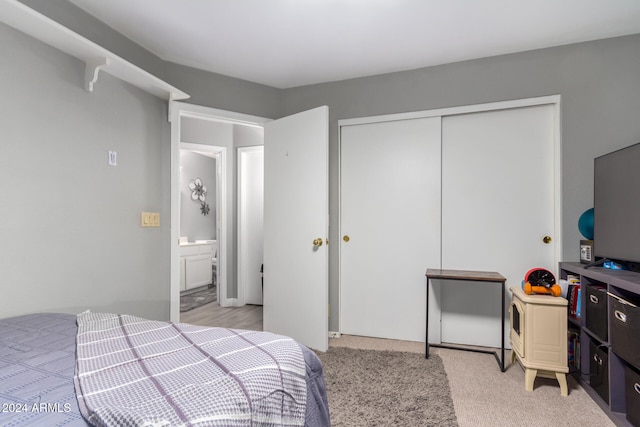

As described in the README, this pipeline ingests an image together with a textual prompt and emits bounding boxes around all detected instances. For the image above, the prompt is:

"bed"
[0,312,330,426]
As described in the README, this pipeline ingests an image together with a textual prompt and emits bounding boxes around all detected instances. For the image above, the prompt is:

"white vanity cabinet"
[180,243,213,291]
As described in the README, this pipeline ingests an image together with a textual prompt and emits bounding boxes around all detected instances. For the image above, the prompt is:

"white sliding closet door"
[340,117,441,342]
[440,105,557,348]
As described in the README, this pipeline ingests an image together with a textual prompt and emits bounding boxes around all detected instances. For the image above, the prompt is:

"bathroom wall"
[179,151,217,242]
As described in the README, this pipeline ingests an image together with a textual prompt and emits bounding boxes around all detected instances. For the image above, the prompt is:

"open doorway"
[170,103,329,350]
[169,102,270,324]
[178,144,222,319]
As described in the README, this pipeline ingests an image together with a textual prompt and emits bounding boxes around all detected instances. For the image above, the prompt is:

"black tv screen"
[593,142,640,265]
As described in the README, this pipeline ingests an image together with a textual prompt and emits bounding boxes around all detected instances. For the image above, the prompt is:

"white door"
[340,117,442,342]
[440,105,557,347]
[238,146,264,305]
[263,106,329,352]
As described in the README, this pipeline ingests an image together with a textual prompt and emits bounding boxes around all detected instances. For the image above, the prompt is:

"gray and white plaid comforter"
[74,312,307,426]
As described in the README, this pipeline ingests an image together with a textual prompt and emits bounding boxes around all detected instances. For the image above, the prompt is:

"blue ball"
[578,208,594,240]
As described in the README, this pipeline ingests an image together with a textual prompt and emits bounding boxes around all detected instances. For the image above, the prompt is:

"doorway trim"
[169,101,270,322]
[337,95,562,335]
[237,145,265,306]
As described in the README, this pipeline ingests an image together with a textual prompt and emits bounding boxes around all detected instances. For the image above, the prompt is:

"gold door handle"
[543,235,552,244]
[343,235,350,242]
[313,238,323,247]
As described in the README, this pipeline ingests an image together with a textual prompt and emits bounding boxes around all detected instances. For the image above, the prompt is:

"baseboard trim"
[219,297,238,307]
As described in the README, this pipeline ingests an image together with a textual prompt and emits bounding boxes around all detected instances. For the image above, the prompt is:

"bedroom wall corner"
[0,22,171,320]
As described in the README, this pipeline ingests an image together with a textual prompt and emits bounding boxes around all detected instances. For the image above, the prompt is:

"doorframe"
[337,95,562,334]
[169,101,270,322]
[237,145,265,306]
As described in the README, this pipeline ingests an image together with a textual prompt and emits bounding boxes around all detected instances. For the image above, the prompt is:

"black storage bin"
[585,285,608,341]
[610,293,640,370]
[625,364,640,427]
[589,340,609,404]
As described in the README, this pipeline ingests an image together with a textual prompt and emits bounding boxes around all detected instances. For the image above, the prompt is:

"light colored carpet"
[330,335,615,427]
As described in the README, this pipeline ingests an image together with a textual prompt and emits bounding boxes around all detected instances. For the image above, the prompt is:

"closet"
[339,97,560,346]
[340,117,441,342]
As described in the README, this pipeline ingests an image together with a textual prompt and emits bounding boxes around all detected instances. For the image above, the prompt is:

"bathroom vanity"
[180,242,214,291]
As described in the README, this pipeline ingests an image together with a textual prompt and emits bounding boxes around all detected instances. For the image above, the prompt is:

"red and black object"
[523,268,562,297]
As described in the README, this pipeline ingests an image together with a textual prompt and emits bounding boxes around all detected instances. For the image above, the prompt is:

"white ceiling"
[68,0,640,89]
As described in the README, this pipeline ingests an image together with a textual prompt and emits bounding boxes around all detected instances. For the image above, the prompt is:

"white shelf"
[0,0,189,101]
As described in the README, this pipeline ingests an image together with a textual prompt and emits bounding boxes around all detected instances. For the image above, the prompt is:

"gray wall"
[8,1,640,333]
[20,0,282,120]
[179,151,216,242]
[281,34,640,330]
[5,1,278,315]
[163,62,282,119]
[0,23,171,319]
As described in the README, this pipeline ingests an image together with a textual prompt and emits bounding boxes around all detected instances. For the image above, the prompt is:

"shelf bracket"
[84,57,109,92]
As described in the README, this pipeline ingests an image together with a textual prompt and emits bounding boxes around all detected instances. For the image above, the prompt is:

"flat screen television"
[593,142,640,269]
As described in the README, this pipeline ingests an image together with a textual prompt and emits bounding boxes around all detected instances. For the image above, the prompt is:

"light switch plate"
[141,212,160,227]
[108,150,117,166]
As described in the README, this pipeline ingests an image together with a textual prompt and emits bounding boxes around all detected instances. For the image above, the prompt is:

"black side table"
[425,268,506,372]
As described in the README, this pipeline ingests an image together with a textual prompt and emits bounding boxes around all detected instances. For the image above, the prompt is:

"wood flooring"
[179,301,263,331]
